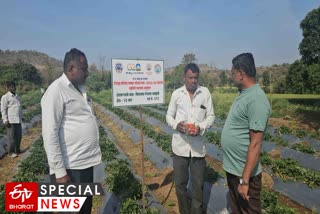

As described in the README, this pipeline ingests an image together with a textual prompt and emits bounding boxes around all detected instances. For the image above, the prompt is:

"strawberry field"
[0,89,319,214]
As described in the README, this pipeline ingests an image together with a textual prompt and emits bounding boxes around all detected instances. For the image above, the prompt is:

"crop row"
[93,100,302,213]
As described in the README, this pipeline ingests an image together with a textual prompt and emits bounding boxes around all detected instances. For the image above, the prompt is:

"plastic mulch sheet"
[280,147,320,171]
[272,177,320,211]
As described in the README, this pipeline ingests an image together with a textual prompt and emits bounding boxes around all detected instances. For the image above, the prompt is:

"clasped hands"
[177,121,200,136]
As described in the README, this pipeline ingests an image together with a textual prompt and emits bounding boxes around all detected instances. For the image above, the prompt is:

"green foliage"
[211,92,236,119]
[306,63,320,94]
[0,138,48,214]
[92,96,172,154]
[286,60,308,94]
[219,71,227,86]
[105,159,142,199]
[86,72,111,92]
[286,61,320,94]
[23,105,41,123]
[261,190,296,214]
[271,158,320,188]
[262,70,270,88]
[0,63,42,87]
[291,143,316,154]
[299,7,320,65]
[120,198,141,214]
[99,126,119,162]
[165,64,184,90]
[21,90,42,109]
[271,99,296,118]
[205,131,221,147]
[181,53,197,64]
[278,126,291,134]
[260,152,272,166]
[15,138,49,178]
[204,165,220,182]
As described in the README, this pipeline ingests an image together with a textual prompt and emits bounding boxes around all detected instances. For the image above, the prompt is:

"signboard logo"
[127,64,135,71]
[115,63,123,73]
[136,63,141,71]
[146,64,152,71]
[154,64,161,73]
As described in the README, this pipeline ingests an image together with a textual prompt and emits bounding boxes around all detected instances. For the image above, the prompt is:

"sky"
[0,0,319,69]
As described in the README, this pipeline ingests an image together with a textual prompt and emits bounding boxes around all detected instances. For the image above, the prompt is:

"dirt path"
[0,122,42,185]
[96,107,179,214]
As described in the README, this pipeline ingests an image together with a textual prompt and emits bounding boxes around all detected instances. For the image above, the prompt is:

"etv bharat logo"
[6,182,38,212]
[5,182,104,212]
[10,184,33,202]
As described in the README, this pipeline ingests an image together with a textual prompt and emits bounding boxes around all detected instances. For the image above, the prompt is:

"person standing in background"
[1,81,22,158]
[41,48,101,214]
[221,53,271,213]
[166,63,215,214]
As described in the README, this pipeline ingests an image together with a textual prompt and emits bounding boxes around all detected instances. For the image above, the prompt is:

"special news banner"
[5,182,104,212]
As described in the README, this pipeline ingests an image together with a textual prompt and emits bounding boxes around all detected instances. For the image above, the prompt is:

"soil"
[269,149,282,160]
[269,115,320,132]
[96,106,317,214]
[1,106,315,214]
[96,107,180,214]
[0,122,42,185]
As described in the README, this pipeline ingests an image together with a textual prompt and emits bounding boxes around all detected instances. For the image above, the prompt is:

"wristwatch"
[239,178,249,186]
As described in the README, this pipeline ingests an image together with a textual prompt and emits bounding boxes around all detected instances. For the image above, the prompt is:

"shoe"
[9,153,18,158]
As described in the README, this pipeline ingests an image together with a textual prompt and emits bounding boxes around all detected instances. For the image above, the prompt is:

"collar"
[8,91,16,97]
[61,73,86,94]
[240,83,260,95]
[181,85,202,95]
[61,73,72,86]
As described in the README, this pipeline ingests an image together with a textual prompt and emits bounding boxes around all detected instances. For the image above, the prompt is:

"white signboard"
[111,59,165,107]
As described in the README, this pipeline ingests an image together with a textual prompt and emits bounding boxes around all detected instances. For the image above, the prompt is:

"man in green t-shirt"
[221,53,270,213]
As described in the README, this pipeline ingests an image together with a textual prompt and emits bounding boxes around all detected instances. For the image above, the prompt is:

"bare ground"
[96,107,180,214]
[0,122,42,185]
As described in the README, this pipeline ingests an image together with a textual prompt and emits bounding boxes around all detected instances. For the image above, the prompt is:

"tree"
[286,60,307,94]
[299,7,320,65]
[219,71,227,87]
[262,70,270,87]
[181,53,197,64]
[306,63,320,94]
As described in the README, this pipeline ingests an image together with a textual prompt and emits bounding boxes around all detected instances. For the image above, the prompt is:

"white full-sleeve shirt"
[41,73,101,178]
[1,91,22,124]
[166,85,215,157]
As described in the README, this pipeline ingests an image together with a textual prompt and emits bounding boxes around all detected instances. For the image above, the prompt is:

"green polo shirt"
[221,84,270,177]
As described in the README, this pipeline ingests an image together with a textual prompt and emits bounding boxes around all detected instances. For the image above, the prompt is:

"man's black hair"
[63,48,86,72]
[232,53,256,77]
[184,63,200,75]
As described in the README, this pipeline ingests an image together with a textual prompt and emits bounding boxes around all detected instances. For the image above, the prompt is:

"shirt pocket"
[193,107,207,123]
[65,98,85,116]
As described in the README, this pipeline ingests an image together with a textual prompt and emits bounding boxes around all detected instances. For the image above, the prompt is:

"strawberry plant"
[291,143,316,154]
[99,126,119,162]
[105,159,142,199]
[205,131,221,147]
[271,158,320,188]
[261,190,296,214]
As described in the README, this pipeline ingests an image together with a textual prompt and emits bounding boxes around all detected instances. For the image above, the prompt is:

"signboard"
[111,59,164,107]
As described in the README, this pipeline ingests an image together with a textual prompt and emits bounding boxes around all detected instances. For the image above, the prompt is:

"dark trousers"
[173,154,206,214]
[226,172,262,214]
[6,123,22,154]
[50,167,94,214]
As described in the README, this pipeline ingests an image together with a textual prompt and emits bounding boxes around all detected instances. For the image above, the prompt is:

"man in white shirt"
[166,63,215,214]
[41,48,101,214]
[1,81,22,158]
